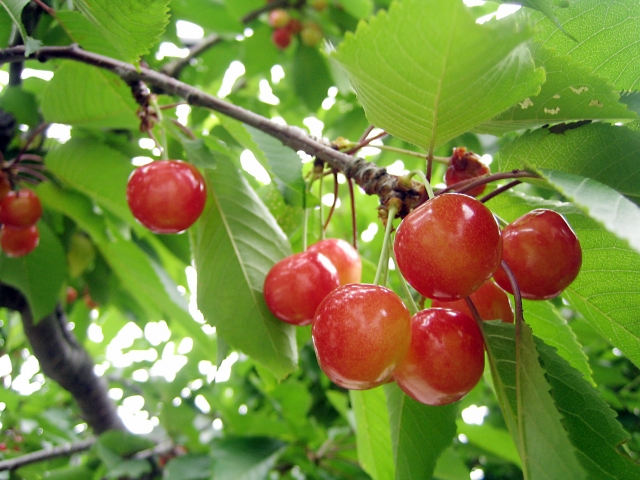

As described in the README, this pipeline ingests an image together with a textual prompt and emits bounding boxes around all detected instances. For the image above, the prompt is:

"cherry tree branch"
[0,438,96,472]
[0,44,427,210]
[0,284,125,435]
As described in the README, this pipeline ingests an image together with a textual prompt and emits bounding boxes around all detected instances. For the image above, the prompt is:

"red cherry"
[394,308,485,406]
[66,286,78,304]
[272,28,292,50]
[312,284,411,389]
[264,251,339,326]
[307,238,362,285]
[0,172,11,199]
[285,18,303,34]
[444,147,490,197]
[394,193,502,301]
[493,209,582,300]
[268,9,291,28]
[0,189,42,227]
[1,224,39,257]
[126,160,206,234]
[432,280,513,323]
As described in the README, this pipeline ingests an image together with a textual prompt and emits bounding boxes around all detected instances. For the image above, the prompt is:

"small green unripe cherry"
[300,22,323,47]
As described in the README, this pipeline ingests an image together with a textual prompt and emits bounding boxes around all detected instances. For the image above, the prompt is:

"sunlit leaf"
[334,0,544,150]
[194,157,297,379]
[0,0,41,54]
[211,437,285,480]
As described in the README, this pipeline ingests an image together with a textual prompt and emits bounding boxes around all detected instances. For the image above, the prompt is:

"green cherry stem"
[150,96,169,160]
[391,249,418,314]
[406,169,434,200]
[373,201,400,286]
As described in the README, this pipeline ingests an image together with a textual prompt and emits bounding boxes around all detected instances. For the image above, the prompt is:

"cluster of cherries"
[0,172,42,258]
[264,148,582,406]
[268,1,325,50]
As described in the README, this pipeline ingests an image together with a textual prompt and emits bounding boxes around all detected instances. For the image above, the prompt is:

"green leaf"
[42,466,95,480]
[496,123,640,204]
[456,421,521,467]
[0,222,66,322]
[0,86,40,127]
[54,11,123,59]
[536,337,640,479]
[291,44,333,112]
[533,0,640,91]
[0,0,42,55]
[478,46,635,134]
[333,0,544,150]
[245,126,306,207]
[45,137,135,223]
[210,437,285,480]
[350,387,394,480]
[165,454,213,480]
[384,383,457,480]
[483,322,586,479]
[522,299,593,384]
[42,62,139,130]
[537,168,640,255]
[341,0,374,20]
[73,0,170,63]
[194,157,297,379]
[432,447,470,480]
[495,0,574,39]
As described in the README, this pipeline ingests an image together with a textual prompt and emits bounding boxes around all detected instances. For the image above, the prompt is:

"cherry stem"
[480,180,522,203]
[13,165,49,183]
[374,202,399,286]
[322,170,339,232]
[357,125,375,143]
[406,169,434,200]
[343,131,387,155]
[33,0,55,16]
[160,102,187,110]
[391,250,418,314]
[436,170,538,197]
[347,177,358,250]
[12,123,50,166]
[318,168,325,240]
[169,118,197,140]
[425,151,433,184]
[149,95,168,160]
[498,259,525,453]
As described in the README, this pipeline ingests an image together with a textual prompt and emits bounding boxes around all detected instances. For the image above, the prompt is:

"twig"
[160,33,222,78]
[0,438,96,472]
[32,0,55,16]
[0,45,425,209]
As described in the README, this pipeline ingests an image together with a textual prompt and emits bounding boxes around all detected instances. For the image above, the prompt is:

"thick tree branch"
[0,284,125,434]
[0,438,95,472]
[0,45,426,211]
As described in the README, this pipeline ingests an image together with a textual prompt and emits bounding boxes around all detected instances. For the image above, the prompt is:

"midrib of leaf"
[428,6,458,157]
[208,179,290,370]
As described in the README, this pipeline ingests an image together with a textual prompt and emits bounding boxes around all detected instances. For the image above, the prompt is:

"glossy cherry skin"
[307,238,362,285]
[1,225,39,257]
[0,189,42,227]
[272,28,292,49]
[126,160,206,234]
[444,147,490,197]
[394,308,485,406]
[264,251,339,326]
[493,209,582,300]
[312,284,411,389]
[432,280,513,323]
[394,193,502,301]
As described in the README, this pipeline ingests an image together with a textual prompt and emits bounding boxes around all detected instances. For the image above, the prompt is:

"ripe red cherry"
[312,284,411,390]
[394,193,502,301]
[1,224,39,257]
[285,18,303,34]
[307,238,362,285]
[0,189,42,227]
[272,28,292,49]
[493,209,582,300]
[126,160,206,234]
[444,147,490,197]
[394,308,485,406]
[264,251,339,326]
[432,280,513,323]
